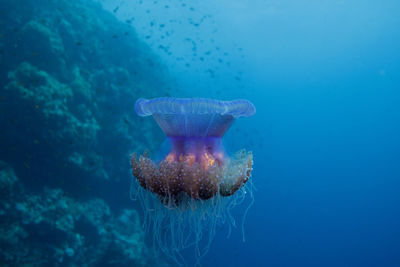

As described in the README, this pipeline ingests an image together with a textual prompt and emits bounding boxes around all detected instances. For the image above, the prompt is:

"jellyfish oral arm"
[167,136,225,166]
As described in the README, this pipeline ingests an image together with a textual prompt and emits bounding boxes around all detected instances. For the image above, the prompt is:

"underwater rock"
[0,0,174,265]
[5,62,99,141]
[0,0,171,187]
[0,161,152,266]
[0,160,19,198]
[1,62,106,181]
[18,20,66,74]
[110,209,149,264]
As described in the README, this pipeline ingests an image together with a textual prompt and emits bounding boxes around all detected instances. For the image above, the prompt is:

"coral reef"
[0,0,172,187]
[0,0,175,265]
[0,161,156,266]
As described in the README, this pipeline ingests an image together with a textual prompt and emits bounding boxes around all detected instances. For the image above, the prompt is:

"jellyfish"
[130,97,255,265]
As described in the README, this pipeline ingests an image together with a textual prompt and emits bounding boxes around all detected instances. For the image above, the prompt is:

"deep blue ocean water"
[1,0,400,266]
[103,1,400,266]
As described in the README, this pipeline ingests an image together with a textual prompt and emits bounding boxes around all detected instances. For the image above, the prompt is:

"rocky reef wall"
[0,0,172,265]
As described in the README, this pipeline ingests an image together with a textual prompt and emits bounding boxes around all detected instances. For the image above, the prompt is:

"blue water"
[2,0,400,266]
[102,1,400,266]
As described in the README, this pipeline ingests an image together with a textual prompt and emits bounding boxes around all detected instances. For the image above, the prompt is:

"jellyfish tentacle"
[131,97,256,265]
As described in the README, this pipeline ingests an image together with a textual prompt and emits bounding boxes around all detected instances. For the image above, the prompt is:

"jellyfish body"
[131,97,255,265]
[132,97,255,202]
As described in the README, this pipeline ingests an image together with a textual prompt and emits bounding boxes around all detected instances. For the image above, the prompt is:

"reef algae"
[0,0,174,265]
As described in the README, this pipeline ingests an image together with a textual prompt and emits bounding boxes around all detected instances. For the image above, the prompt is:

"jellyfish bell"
[133,97,255,201]
[130,97,255,265]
